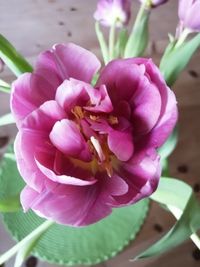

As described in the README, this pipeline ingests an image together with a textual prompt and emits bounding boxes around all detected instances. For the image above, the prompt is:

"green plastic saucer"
[0,154,149,265]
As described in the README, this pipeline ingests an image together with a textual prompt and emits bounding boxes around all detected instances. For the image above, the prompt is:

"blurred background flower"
[94,0,131,27]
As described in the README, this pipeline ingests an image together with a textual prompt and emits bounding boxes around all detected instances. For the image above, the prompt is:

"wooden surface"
[0,0,200,266]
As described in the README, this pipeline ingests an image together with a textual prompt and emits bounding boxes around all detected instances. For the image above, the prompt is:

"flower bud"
[94,0,131,27]
[178,0,200,32]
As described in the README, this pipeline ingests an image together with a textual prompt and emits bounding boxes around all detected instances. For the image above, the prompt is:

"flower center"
[71,105,119,177]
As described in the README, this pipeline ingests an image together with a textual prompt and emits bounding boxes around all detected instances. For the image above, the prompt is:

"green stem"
[136,1,148,25]
[175,28,192,48]
[0,79,10,93]
[124,0,150,58]
[0,85,11,94]
[108,22,116,61]
[95,22,109,64]
[0,220,54,265]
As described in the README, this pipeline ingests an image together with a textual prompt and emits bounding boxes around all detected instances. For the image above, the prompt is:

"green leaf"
[0,113,15,126]
[158,127,178,176]
[0,79,11,93]
[160,33,200,86]
[133,178,200,260]
[115,29,128,58]
[0,195,21,212]
[124,6,149,58]
[0,152,21,213]
[0,148,149,265]
[158,127,178,160]
[0,85,11,94]
[0,34,33,77]
[0,220,54,266]
[95,22,109,64]
[13,221,54,267]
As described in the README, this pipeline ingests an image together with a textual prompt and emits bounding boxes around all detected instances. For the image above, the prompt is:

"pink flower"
[139,0,168,8]
[11,43,177,226]
[178,0,200,31]
[94,0,131,27]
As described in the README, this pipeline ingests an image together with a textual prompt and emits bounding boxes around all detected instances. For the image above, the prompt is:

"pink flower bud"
[178,0,200,32]
[94,0,131,27]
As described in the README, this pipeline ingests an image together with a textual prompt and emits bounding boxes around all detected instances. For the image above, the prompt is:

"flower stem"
[109,22,116,61]
[124,0,150,58]
[95,22,109,64]
[0,220,54,265]
[0,79,10,93]
[175,28,191,48]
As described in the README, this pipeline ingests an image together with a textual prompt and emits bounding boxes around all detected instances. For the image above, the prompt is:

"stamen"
[90,136,105,162]
[105,162,113,177]
[90,115,100,121]
[71,106,84,119]
[108,115,118,125]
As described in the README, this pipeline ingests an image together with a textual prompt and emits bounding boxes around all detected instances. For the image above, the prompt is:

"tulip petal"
[15,101,66,192]
[106,174,129,196]
[35,158,97,186]
[20,186,40,212]
[107,129,134,161]
[11,73,57,127]
[84,85,113,113]
[14,132,48,192]
[185,1,200,31]
[21,181,112,226]
[55,79,89,113]
[111,149,161,206]
[178,0,193,21]
[131,79,162,135]
[97,60,143,105]
[37,43,101,83]
[49,119,92,161]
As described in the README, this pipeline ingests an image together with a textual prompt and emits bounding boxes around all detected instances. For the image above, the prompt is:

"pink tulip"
[11,43,177,226]
[94,0,131,27]
[139,0,168,7]
[178,0,200,31]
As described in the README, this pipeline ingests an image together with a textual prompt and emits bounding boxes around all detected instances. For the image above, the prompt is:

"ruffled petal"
[37,43,101,83]
[14,132,48,192]
[55,79,89,113]
[21,100,66,133]
[131,78,162,135]
[84,85,113,113]
[21,181,112,226]
[15,101,66,192]
[96,60,145,105]
[11,73,57,127]
[111,149,161,206]
[35,158,97,186]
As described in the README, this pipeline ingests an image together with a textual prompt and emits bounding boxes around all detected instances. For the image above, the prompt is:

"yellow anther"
[72,106,84,119]
[89,115,100,121]
[108,115,118,125]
